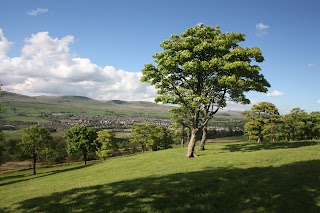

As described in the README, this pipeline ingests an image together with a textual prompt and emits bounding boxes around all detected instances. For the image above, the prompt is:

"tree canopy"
[130,123,173,153]
[65,125,98,165]
[95,130,118,160]
[19,125,53,175]
[141,24,270,157]
[243,102,280,143]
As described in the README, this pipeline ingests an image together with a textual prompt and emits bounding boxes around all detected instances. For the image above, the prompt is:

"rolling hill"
[0,92,245,126]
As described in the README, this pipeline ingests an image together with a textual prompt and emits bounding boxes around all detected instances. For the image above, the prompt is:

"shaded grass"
[0,141,320,212]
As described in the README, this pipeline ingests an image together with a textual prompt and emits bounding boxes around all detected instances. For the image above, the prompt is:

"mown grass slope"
[1,141,320,212]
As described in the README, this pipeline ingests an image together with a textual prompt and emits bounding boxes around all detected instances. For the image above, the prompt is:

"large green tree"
[141,24,270,157]
[19,125,53,175]
[65,125,98,165]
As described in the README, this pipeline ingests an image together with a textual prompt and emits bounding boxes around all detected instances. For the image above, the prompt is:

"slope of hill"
[0,92,245,125]
[0,92,172,122]
[0,141,319,212]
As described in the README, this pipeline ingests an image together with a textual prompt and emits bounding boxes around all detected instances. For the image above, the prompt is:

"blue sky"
[0,0,319,114]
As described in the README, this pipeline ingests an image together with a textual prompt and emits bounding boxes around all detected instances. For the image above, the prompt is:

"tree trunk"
[258,126,262,143]
[186,128,198,158]
[181,125,185,148]
[199,125,207,151]
[141,144,145,154]
[33,153,37,175]
[83,151,87,165]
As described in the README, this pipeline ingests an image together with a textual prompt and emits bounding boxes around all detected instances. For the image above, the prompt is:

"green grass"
[1,141,320,212]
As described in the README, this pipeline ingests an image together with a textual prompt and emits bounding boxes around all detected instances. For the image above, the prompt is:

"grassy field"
[0,141,319,212]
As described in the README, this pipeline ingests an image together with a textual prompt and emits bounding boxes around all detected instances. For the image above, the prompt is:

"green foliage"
[141,24,270,156]
[65,125,98,164]
[169,106,192,147]
[281,108,309,141]
[40,136,68,164]
[96,130,118,160]
[130,123,173,153]
[243,102,280,143]
[130,123,158,154]
[152,125,174,150]
[0,132,4,163]
[19,125,53,174]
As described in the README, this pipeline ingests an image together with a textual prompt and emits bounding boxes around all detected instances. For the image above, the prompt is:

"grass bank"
[0,141,320,212]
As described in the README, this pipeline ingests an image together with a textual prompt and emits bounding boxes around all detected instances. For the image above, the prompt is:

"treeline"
[0,123,176,172]
[243,102,320,143]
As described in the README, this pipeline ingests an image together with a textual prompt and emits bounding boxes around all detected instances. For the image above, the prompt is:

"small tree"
[96,130,118,160]
[19,125,52,175]
[153,126,174,150]
[281,108,307,141]
[65,125,98,165]
[243,102,279,143]
[130,123,159,154]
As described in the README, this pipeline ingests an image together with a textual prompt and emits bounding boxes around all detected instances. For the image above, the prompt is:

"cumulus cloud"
[317,100,320,104]
[256,22,269,37]
[0,29,12,60]
[26,8,48,16]
[0,28,157,102]
[267,90,284,97]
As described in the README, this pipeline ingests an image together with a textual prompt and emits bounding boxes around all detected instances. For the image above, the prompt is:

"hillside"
[0,141,319,212]
[0,92,171,122]
[0,92,245,126]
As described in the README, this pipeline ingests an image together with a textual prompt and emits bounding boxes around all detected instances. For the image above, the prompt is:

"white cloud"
[0,28,157,102]
[0,29,12,60]
[316,100,320,104]
[267,90,284,97]
[256,22,269,37]
[26,8,48,16]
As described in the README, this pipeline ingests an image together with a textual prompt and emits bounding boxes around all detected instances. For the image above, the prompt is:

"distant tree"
[309,112,320,139]
[169,106,192,148]
[19,125,53,175]
[152,126,174,150]
[243,102,279,143]
[141,24,270,157]
[281,108,307,141]
[0,131,5,164]
[41,136,68,164]
[65,125,98,165]
[130,123,164,154]
[96,130,118,160]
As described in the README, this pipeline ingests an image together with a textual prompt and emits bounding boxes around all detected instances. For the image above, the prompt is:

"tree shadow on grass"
[224,141,319,152]
[0,164,93,187]
[10,160,320,213]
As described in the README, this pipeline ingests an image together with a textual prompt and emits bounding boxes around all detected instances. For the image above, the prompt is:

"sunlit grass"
[1,141,320,212]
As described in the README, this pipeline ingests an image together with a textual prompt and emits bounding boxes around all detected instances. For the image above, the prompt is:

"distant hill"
[0,92,245,125]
